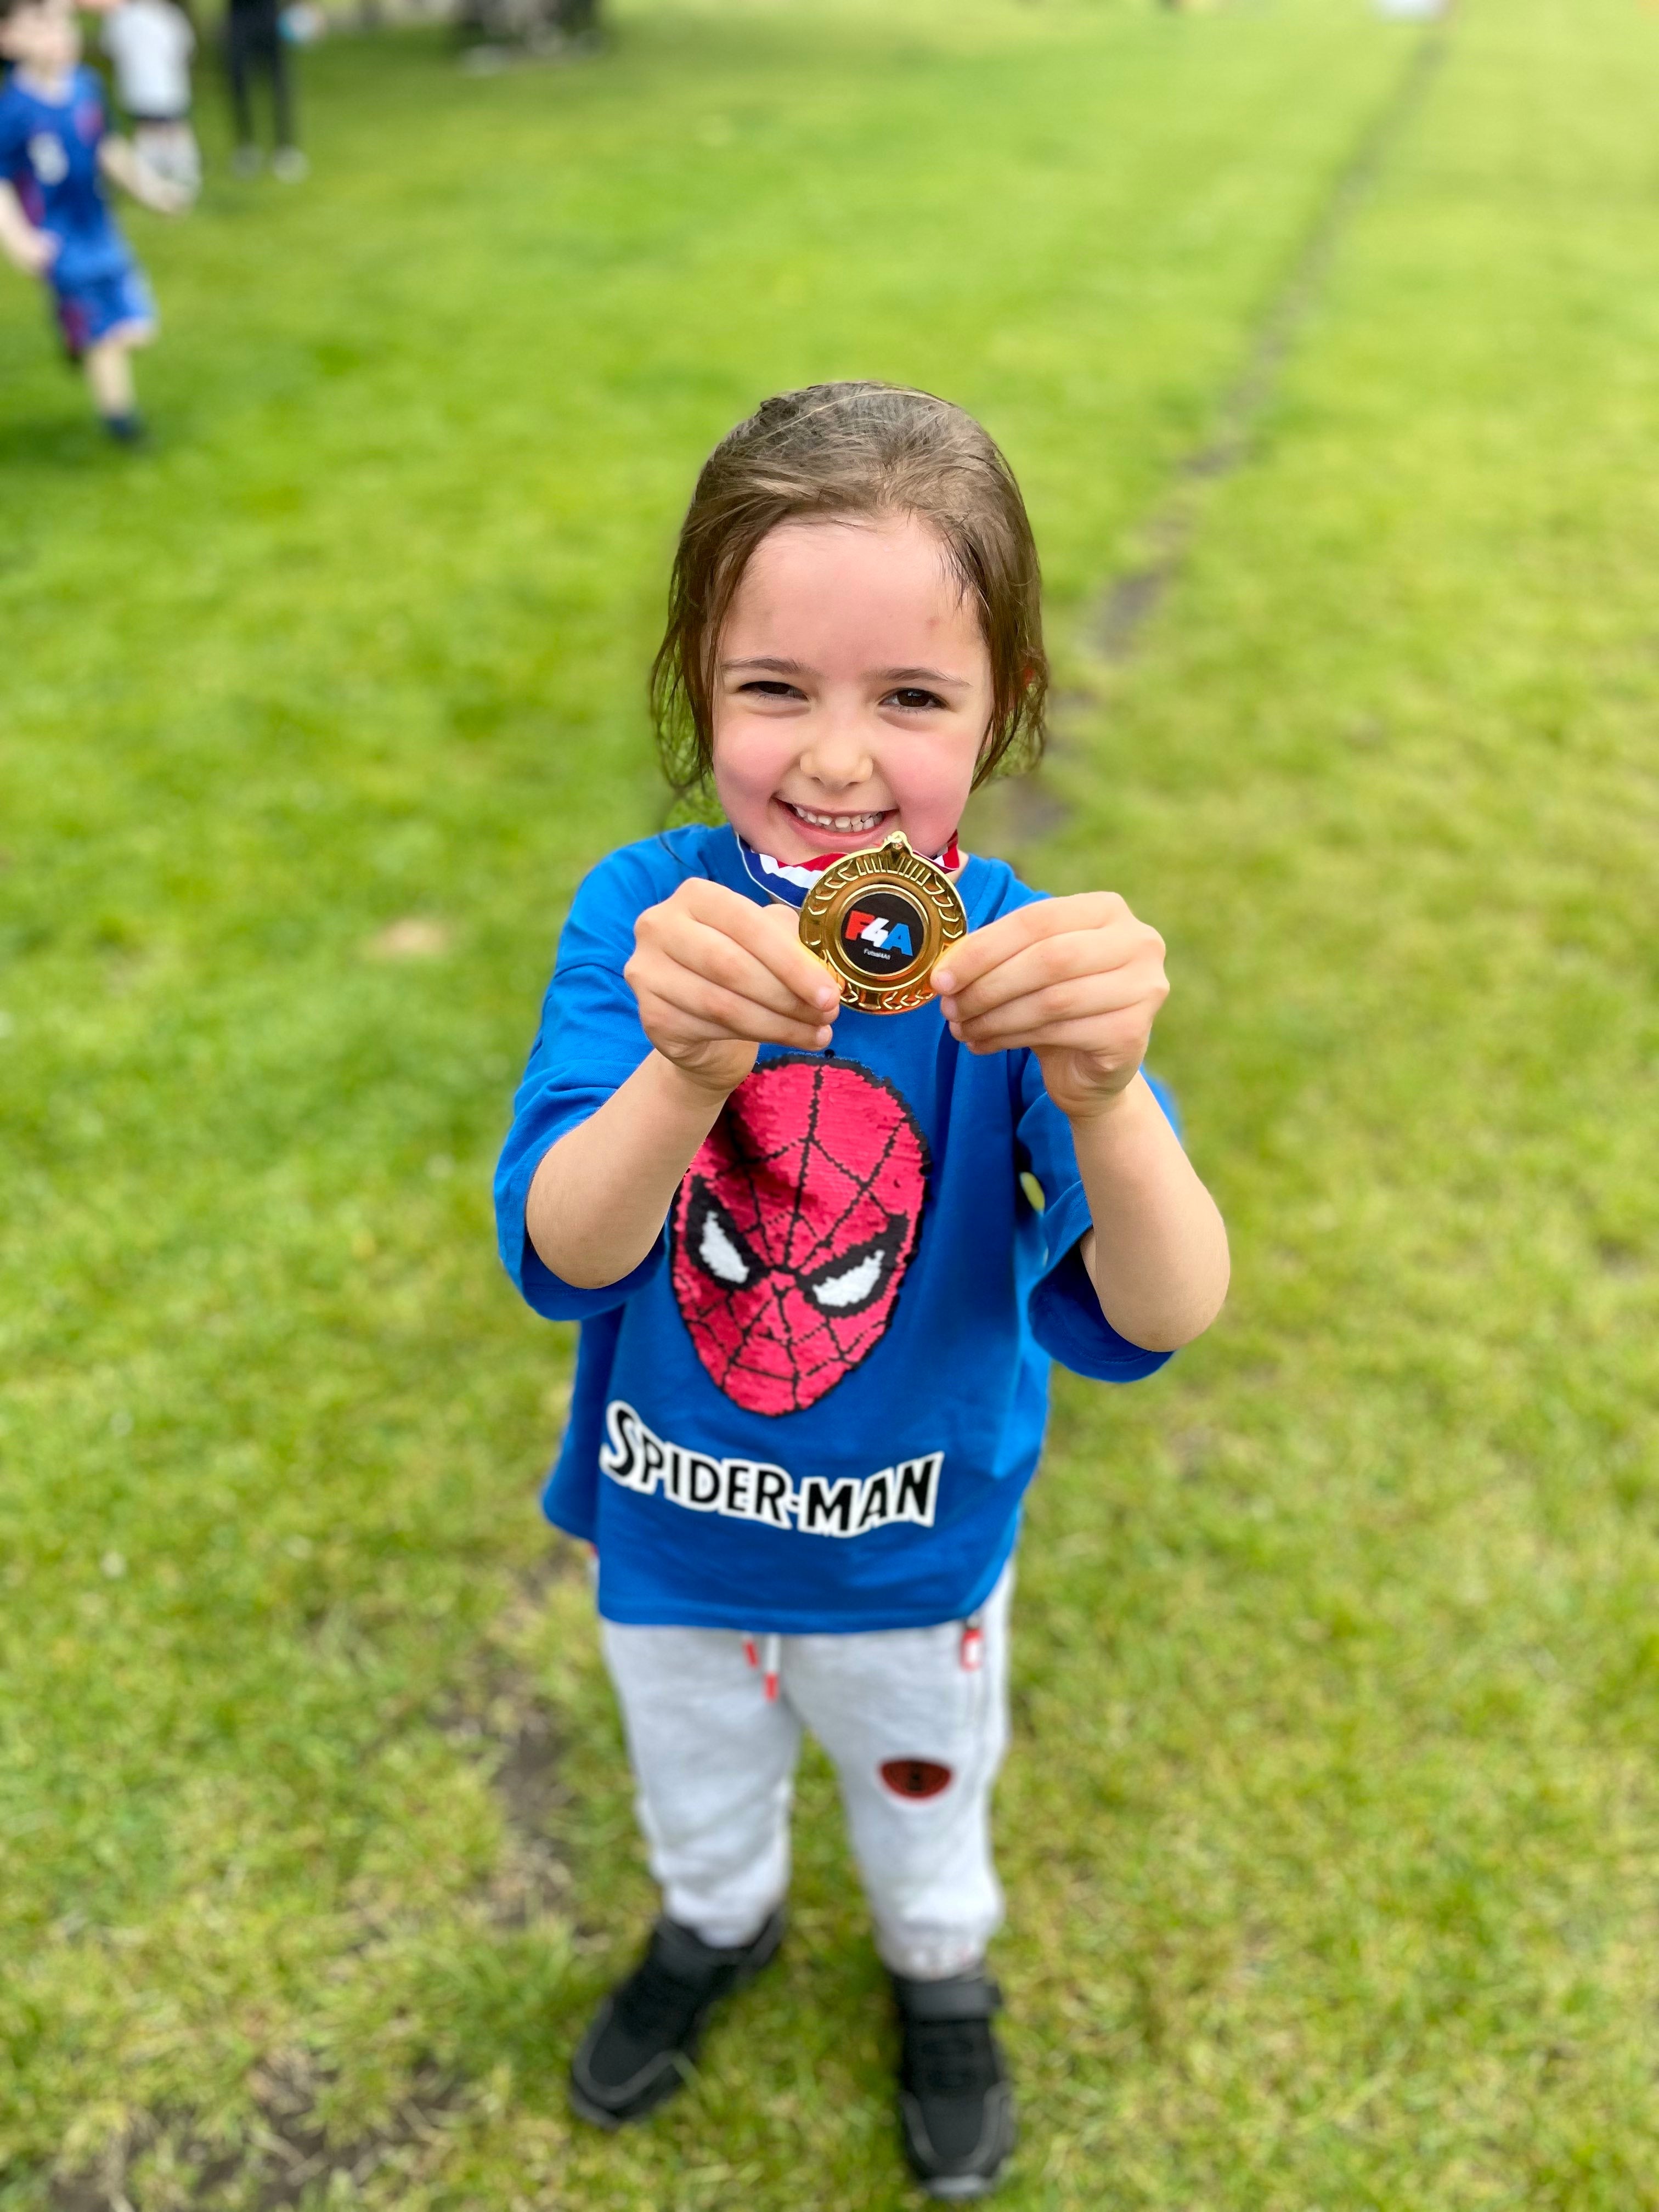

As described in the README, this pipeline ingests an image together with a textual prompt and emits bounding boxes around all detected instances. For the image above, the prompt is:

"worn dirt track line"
[974,18,1451,857]
[1091,20,1449,661]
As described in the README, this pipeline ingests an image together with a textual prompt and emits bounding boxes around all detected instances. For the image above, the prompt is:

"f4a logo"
[843,907,914,957]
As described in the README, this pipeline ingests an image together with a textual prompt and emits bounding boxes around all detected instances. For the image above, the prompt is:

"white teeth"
[789,804,886,832]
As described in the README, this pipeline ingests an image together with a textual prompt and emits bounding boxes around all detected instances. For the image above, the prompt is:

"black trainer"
[569,1907,786,2128]
[891,1968,1017,2199]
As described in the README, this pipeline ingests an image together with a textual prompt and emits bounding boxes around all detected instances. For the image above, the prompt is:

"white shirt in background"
[101,0,196,121]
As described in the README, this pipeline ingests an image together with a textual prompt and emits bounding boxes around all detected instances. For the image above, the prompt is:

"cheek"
[710,715,795,830]
[874,727,981,843]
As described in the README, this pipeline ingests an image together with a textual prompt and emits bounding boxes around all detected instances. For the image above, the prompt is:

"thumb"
[757,900,841,1007]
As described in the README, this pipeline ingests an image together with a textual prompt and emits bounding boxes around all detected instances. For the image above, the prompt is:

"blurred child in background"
[101,0,200,200]
[0,0,188,440]
[224,0,304,180]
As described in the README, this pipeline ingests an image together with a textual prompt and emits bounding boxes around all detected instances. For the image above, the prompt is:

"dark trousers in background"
[225,4,296,151]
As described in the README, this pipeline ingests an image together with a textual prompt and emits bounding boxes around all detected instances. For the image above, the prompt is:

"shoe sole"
[567,1910,786,2129]
[921,2174,1005,2203]
[568,2051,690,2131]
[903,2084,1017,2199]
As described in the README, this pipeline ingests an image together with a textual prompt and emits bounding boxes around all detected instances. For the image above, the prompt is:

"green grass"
[3,0,1658,2202]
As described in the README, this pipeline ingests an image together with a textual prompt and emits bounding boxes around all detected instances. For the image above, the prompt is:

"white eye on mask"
[694,1199,753,1288]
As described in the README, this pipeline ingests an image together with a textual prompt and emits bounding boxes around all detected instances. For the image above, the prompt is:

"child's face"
[711,513,994,864]
[0,0,81,74]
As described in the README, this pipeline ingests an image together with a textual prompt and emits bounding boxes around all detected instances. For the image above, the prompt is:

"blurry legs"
[133,121,202,198]
[225,10,257,150]
[225,6,299,162]
[270,35,296,152]
[86,334,140,420]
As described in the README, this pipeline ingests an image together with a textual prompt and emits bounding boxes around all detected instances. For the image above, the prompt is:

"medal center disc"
[834,887,932,984]
[797,830,967,1013]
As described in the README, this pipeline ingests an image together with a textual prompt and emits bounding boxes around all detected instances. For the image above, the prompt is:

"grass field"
[4,0,1659,2203]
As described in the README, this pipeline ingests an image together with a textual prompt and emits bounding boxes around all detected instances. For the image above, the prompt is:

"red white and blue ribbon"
[738,833,961,910]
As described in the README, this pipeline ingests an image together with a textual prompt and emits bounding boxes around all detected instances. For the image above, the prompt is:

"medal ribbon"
[738,832,961,910]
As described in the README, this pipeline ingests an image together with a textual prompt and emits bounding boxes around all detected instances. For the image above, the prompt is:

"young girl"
[495,382,1228,2198]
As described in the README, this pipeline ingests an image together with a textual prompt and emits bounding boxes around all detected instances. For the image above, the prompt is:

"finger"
[648,886,840,1013]
[950,970,1162,1044]
[939,930,1157,1023]
[647,962,833,1044]
[952,1018,1144,1058]
[932,895,1128,995]
[672,917,832,1023]
[645,969,834,1053]
[951,999,1153,1056]
[751,899,844,1008]
[995,1017,1146,1053]
[675,883,841,1009]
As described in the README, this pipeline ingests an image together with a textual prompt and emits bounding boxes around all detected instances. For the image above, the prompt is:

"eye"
[798,1214,910,1317]
[808,1249,886,1309]
[682,1181,760,1288]
[738,679,805,702]
[884,687,946,713]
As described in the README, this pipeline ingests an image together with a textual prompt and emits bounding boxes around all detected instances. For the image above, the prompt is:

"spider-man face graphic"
[670,1056,929,1417]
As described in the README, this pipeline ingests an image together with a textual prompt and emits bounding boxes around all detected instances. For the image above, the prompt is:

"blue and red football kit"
[0,65,155,347]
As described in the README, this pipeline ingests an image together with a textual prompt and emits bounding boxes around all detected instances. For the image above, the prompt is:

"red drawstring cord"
[744,1634,782,1700]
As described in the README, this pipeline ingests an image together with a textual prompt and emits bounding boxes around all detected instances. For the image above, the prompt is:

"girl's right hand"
[625,881,840,1094]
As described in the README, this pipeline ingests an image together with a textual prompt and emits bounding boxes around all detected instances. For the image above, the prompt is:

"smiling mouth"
[783,801,891,836]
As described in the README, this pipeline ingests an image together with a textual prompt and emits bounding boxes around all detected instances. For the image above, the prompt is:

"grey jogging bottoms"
[600,1566,1012,1982]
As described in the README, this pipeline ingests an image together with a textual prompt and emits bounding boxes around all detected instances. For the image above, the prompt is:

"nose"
[797,708,874,794]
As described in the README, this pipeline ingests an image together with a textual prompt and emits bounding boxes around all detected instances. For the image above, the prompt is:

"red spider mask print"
[669,1056,929,1417]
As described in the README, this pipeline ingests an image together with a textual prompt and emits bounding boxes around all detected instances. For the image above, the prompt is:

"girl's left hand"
[932,892,1169,1121]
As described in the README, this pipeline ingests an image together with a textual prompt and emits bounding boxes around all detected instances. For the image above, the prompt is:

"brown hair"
[651,382,1048,798]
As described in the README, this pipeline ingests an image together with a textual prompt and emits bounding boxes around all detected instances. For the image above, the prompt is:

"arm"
[98,136,190,213]
[1066,1073,1229,1351]
[0,180,56,275]
[526,881,840,1290]
[934,893,1229,1352]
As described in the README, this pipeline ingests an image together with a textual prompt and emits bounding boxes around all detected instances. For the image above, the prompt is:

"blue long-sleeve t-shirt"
[495,825,1175,1633]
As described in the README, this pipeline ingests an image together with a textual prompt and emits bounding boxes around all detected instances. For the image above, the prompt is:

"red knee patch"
[880,1757,953,1800]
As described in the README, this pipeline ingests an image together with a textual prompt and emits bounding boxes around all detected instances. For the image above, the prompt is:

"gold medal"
[797,831,968,1015]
